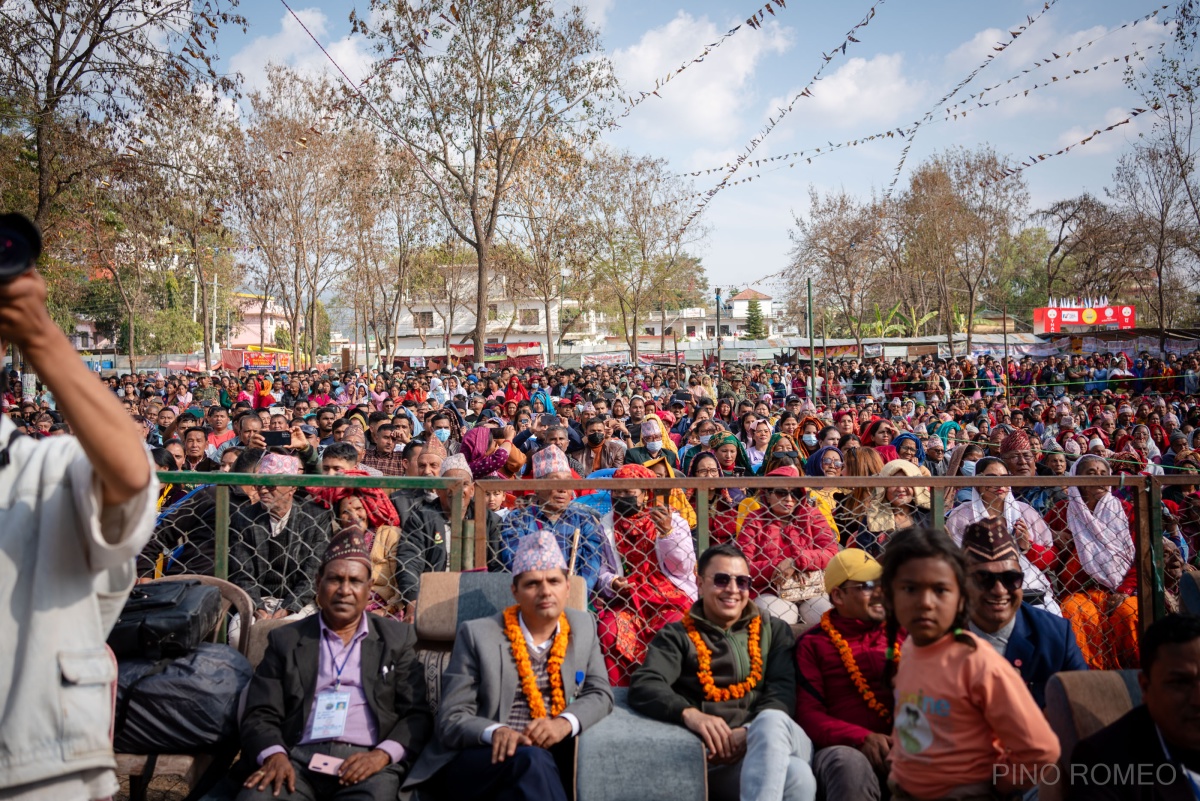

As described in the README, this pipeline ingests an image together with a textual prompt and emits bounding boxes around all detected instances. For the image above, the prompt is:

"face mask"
[612,495,641,517]
[960,460,977,477]
[424,490,439,502]
[699,434,712,446]
[802,434,818,447]
[646,440,662,453]
[532,383,539,389]
[434,428,451,443]
[587,431,606,447]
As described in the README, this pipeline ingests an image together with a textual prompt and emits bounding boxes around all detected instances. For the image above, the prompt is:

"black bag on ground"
[107,579,222,660]
[115,643,253,753]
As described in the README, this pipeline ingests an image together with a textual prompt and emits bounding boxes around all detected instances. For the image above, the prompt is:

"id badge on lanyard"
[311,637,355,740]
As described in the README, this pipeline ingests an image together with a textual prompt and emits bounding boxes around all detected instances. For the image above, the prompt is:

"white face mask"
[646,440,663,453]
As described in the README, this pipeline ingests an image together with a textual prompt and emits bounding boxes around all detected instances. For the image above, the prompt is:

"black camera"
[0,213,41,280]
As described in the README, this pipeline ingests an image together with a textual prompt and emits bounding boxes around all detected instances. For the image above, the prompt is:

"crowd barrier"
[148,470,1182,684]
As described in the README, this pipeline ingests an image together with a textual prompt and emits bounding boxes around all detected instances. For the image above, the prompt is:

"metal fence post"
[214,485,230,582]
[1134,479,1166,636]
[473,487,488,571]
[696,488,710,552]
[930,484,945,532]
[449,482,464,572]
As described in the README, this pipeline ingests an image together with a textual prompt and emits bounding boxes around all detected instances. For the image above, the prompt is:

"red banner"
[1033,305,1135,334]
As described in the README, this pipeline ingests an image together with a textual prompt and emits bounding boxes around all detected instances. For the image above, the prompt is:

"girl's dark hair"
[150,448,176,470]
[880,526,975,682]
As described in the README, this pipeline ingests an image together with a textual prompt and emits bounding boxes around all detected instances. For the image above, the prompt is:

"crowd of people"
[8,349,1200,800]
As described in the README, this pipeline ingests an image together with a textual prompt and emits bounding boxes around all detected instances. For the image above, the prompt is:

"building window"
[720,325,731,336]
[414,311,434,328]
[664,326,674,336]
[706,325,716,337]
[488,304,498,322]
[519,308,539,326]
[487,338,499,344]
[78,331,91,348]
[686,325,697,337]
[643,327,655,336]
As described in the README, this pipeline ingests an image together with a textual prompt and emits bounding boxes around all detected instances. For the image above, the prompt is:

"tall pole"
[211,273,218,364]
[1002,300,1010,397]
[807,278,816,402]
[716,288,722,373]
[822,309,830,407]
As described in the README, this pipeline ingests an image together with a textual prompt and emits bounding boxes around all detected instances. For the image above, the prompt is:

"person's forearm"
[24,333,150,506]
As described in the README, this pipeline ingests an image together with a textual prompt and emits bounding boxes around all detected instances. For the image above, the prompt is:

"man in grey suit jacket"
[405,529,613,801]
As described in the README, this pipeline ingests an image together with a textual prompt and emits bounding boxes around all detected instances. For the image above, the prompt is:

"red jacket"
[737,505,837,594]
[795,614,893,749]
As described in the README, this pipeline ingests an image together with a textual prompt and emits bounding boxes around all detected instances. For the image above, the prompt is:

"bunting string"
[678,0,888,235]
[884,0,1062,198]
[613,0,789,124]
[979,104,1156,186]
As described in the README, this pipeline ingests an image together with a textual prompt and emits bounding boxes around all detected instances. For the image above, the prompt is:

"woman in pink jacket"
[737,465,839,630]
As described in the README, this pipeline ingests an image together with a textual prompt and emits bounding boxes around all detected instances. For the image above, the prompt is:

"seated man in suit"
[1067,613,1200,800]
[239,527,432,800]
[961,518,1087,706]
[628,542,816,801]
[406,528,614,801]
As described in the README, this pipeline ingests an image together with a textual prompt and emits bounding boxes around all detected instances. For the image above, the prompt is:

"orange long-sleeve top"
[889,631,1060,799]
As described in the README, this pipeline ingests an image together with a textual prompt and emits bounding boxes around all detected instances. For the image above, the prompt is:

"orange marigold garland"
[819,610,896,721]
[503,605,571,718]
[683,613,763,702]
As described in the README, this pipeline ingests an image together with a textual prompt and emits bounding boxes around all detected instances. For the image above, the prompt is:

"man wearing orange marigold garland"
[628,543,816,801]
[405,528,613,800]
[794,549,893,800]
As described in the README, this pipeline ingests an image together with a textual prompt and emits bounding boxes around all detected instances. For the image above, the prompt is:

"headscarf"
[504,376,530,403]
[757,432,799,476]
[890,432,926,465]
[1065,454,1134,591]
[935,419,962,447]
[461,426,509,479]
[879,458,930,509]
[641,454,697,528]
[641,414,678,455]
[309,469,401,529]
[709,431,752,475]
[804,446,843,478]
[530,389,556,414]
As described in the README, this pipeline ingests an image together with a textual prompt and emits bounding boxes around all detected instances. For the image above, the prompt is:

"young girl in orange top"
[881,527,1060,800]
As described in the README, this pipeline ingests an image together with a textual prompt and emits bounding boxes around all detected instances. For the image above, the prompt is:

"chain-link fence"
[148,467,1179,684]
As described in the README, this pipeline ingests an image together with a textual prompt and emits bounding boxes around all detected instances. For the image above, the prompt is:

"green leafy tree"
[274,326,292,352]
[744,299,767,340]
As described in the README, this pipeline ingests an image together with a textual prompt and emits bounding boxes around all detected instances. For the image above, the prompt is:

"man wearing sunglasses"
[795,550,892,801]
[962,519,1087,707]
[628,543,816,801]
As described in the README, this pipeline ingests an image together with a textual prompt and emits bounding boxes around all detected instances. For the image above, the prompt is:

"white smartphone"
[307,753,344,776]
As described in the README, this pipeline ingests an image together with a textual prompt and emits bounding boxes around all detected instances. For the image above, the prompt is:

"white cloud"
[611,12,792,145]
[579,0,614,30]
[776,53,925,129]
[229,8,372,91]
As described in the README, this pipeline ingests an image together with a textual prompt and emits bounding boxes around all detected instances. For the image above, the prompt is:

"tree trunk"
[965,289,976,356]
[544,299,554,367]
[194,239,213,371]
[472,238,491,365]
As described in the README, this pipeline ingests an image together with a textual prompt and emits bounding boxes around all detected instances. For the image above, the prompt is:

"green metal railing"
[157,470,1175,633]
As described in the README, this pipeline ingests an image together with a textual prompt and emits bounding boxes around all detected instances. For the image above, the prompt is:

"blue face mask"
[960,460,977,477]
[434,428,451,443]
[699,434,712,446]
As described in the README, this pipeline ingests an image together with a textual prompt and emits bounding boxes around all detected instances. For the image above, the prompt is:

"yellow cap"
[824,549,883,593]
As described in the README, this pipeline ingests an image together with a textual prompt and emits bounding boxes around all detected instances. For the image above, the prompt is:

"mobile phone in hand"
[307,753,344,775]
[263,430,291,448]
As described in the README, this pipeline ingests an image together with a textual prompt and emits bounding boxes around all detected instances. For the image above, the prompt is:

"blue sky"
[217,0,1172,295]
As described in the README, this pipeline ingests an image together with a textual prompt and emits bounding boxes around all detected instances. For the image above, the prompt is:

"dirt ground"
[115,773,190,801]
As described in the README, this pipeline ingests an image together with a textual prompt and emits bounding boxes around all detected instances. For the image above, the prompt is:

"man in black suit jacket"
[239,528,432,801]
[1067,614,1200,801]
[961,518,1088,706]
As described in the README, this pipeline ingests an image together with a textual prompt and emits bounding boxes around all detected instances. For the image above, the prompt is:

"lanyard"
[325,634,357,692]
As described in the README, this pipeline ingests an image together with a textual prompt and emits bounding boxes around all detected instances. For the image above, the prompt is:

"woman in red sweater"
[737,465,838,629]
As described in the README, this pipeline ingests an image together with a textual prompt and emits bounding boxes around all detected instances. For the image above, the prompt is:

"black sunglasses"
[971,570,1023,591]
[711,572,752,592]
